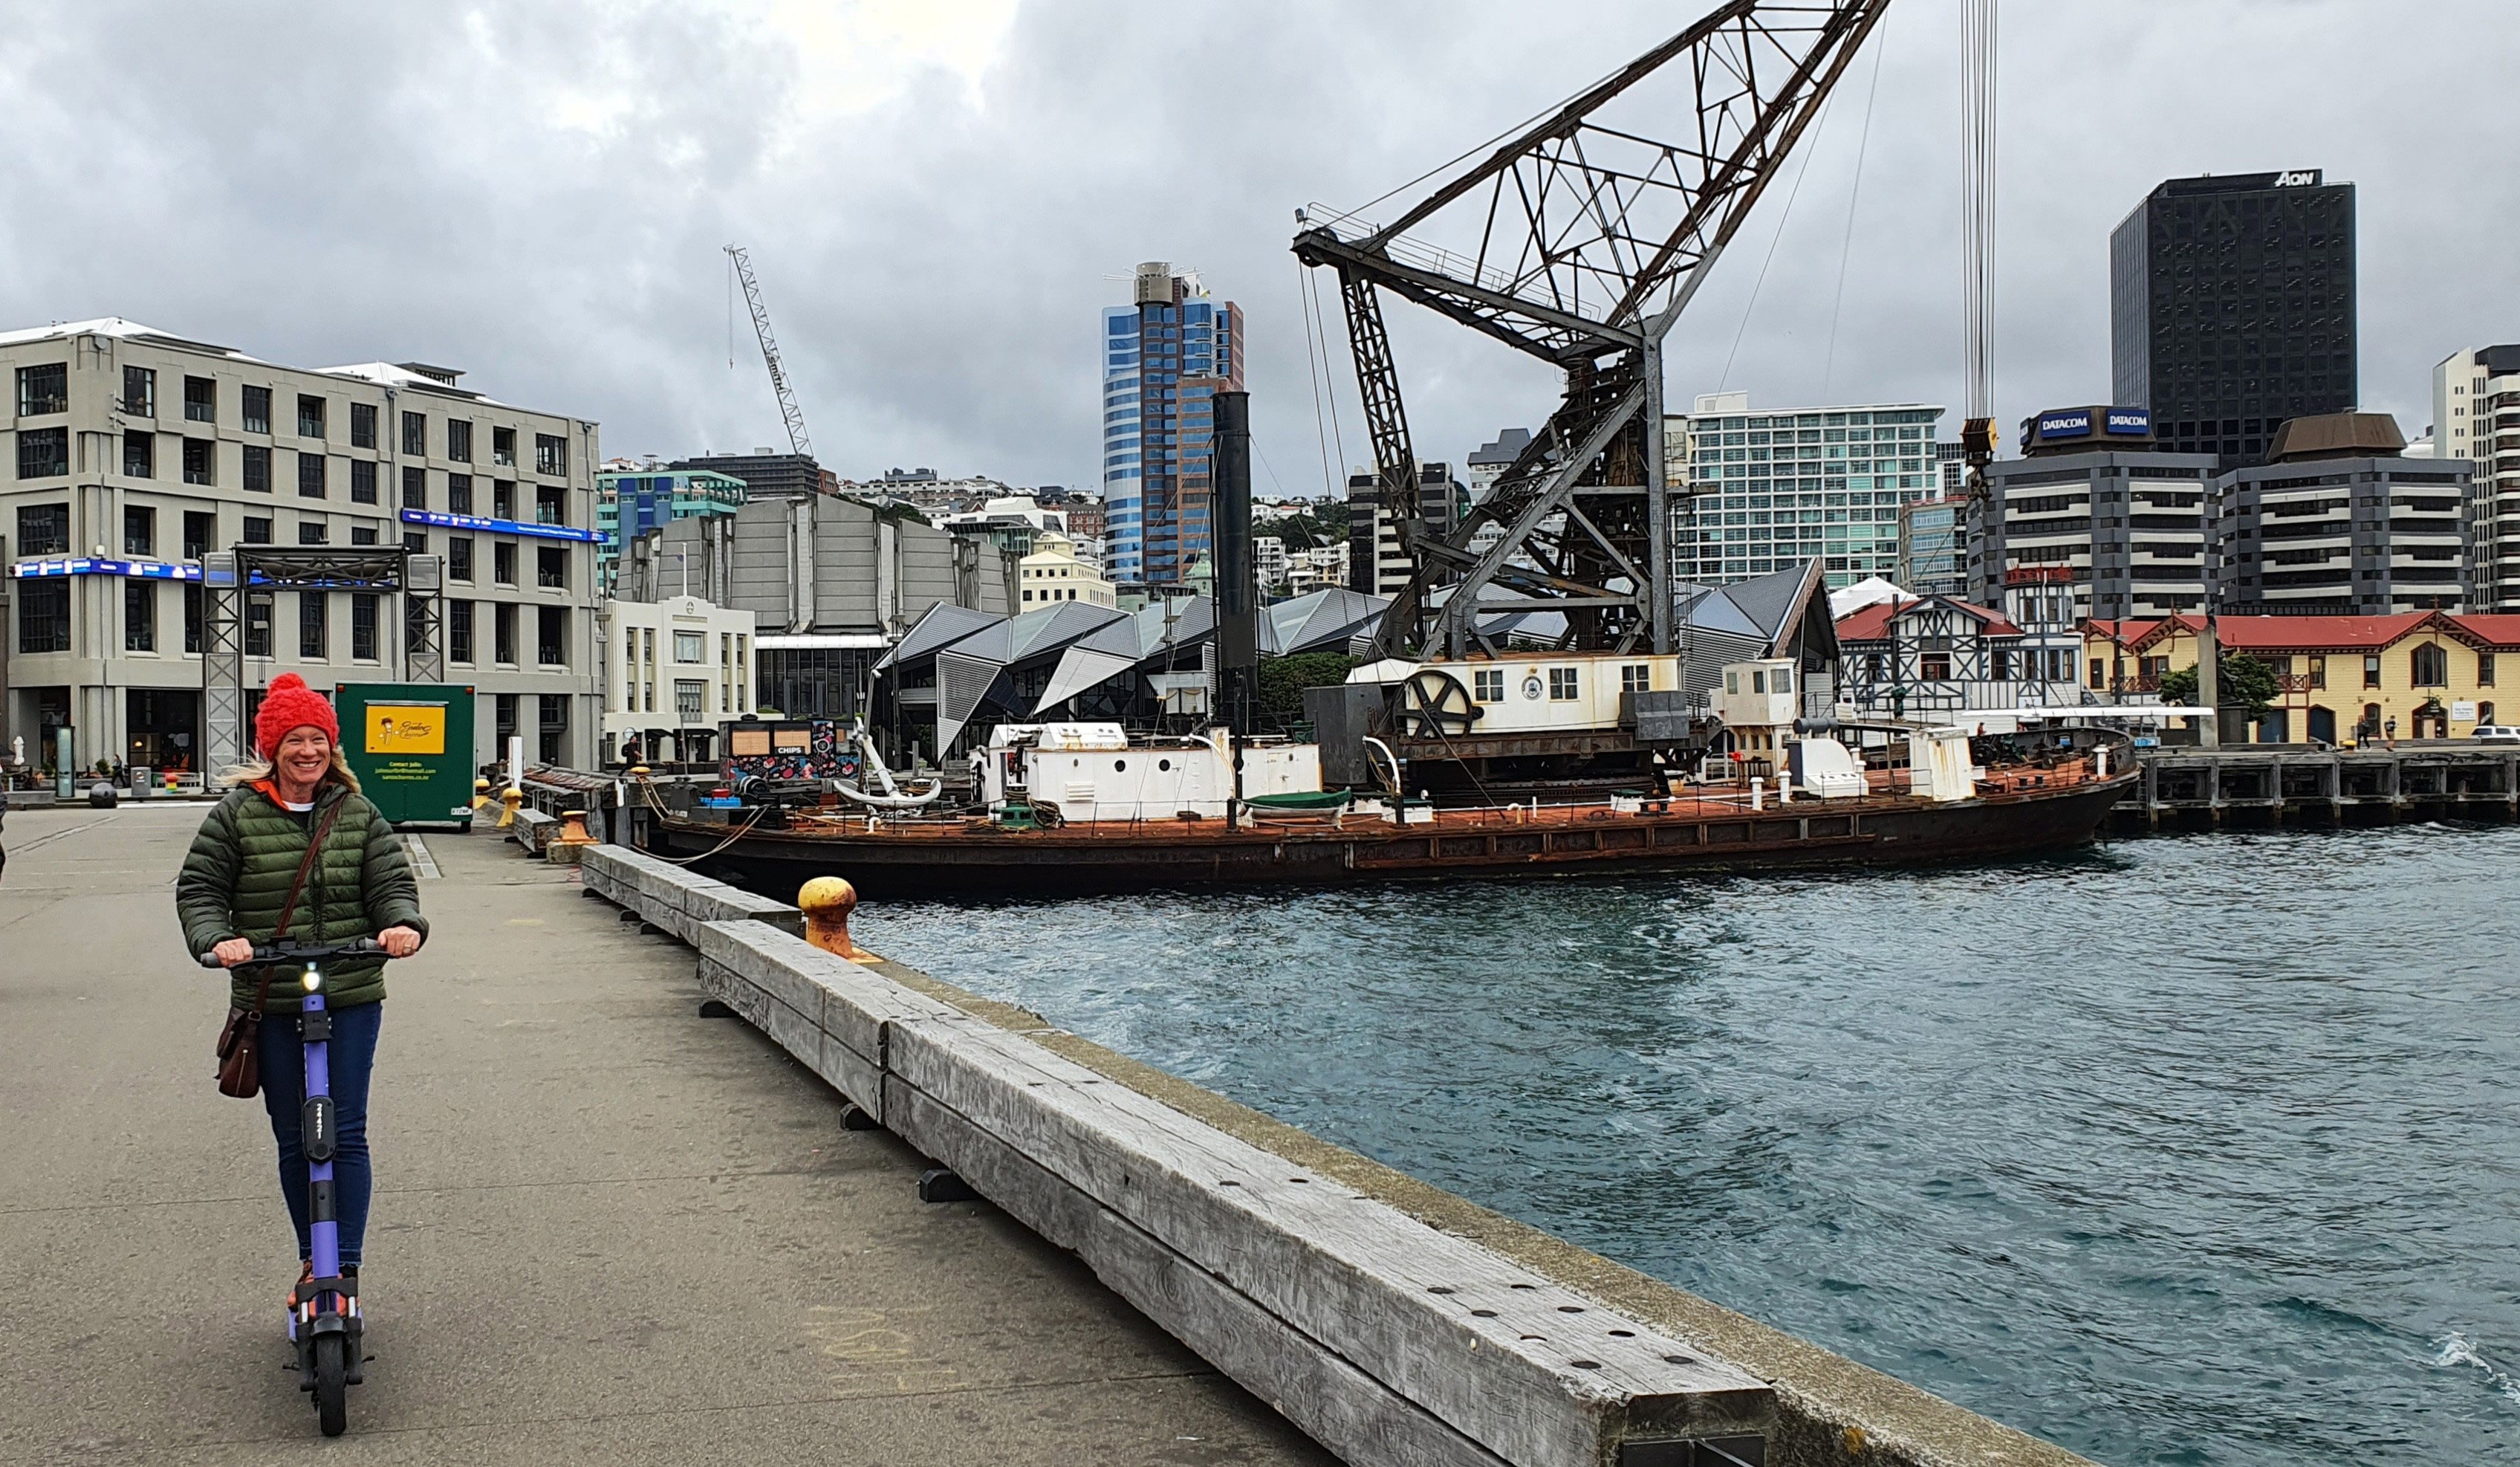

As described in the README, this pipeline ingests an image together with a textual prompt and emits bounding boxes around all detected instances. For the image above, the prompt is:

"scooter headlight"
[302,962,322,992]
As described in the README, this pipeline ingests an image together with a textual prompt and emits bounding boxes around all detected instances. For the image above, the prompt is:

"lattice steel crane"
[1296,0,1892,658]
[725,244,814,459]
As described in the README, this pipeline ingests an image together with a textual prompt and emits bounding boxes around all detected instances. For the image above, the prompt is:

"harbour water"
[854,825,2520,1466]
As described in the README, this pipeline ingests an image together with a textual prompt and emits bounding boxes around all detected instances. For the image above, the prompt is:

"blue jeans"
[259,1000,383,1267]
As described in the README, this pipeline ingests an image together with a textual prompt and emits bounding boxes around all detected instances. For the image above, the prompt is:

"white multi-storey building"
[1669,391,1947,589]
[1252,534,1289,593]
[2435,346,2520,609]
[1285,543,1348,595]
[598,594,754,763]
[3,320,601,775]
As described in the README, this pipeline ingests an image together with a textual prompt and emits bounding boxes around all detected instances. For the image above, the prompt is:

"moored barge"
[640,746,2136,898]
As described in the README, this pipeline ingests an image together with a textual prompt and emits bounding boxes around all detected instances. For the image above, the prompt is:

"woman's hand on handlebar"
[377,925,422,959]
[212,937,257,968]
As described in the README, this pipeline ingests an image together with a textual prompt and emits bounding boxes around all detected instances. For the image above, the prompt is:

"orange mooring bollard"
[798,876,880,961]
[547,809,598,864]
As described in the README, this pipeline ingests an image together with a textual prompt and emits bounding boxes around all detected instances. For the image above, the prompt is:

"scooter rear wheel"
[313,1334,348,1437]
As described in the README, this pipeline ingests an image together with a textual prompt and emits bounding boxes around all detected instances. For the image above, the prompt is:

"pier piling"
[2117,745,2520,832]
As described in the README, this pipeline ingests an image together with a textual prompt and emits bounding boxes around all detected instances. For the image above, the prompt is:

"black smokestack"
[1213,390,1256,735]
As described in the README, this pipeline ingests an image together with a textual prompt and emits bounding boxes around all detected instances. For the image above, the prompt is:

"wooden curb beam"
[579,845,1774,1467]
[581,844,804,945]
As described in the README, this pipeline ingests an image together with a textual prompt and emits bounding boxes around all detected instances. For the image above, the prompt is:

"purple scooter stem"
[303,964,339,1286]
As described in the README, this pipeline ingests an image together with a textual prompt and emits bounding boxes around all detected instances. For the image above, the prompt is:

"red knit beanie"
[256,673,340,761]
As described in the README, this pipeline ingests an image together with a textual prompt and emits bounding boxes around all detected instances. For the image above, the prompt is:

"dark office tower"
[2110,169,2356,467]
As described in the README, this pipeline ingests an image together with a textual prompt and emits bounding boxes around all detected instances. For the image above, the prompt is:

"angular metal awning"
[1032,648,1143,715]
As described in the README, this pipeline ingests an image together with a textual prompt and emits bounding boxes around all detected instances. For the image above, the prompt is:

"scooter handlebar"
[197,938,390,968]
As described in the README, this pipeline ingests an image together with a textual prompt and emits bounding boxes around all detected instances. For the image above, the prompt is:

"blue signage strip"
[10,557,205,580]
[2105,407,2152,435]
[2037,410,2094,439]
[399,508,605,544]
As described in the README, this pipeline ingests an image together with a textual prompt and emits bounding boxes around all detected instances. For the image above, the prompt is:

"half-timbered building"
[1834,594,2082,717]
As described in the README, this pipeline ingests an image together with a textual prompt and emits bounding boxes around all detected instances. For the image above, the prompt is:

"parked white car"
[2472,725,2520,744]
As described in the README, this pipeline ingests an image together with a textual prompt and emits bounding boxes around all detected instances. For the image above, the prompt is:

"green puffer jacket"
[175,779,429,1011]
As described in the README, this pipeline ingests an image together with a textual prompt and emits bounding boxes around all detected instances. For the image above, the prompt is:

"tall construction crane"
[1958,0,1998,498]
[1296,0,1891,659]
[725,243,814,460]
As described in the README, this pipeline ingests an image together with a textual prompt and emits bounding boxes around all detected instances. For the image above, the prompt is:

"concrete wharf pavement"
[0,801,1331,1466]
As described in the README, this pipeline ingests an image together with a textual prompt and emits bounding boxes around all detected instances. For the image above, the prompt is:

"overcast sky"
[4,1,2510,497]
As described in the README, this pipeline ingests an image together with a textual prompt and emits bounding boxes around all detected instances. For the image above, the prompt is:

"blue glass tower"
[1103,262,1243,586]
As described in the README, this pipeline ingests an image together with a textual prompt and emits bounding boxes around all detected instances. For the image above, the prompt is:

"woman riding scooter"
[175,673,427,1301]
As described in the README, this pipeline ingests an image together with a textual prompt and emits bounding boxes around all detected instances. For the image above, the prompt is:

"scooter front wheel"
[313,1334,348,1437]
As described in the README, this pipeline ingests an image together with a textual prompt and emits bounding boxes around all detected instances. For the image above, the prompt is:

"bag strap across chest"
[270,792,350,947]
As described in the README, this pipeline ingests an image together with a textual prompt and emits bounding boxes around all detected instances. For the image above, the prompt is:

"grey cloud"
[1,1,2509,492]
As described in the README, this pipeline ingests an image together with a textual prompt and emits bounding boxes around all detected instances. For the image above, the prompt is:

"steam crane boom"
[1295,0,1892,658]
[725,244,814,460]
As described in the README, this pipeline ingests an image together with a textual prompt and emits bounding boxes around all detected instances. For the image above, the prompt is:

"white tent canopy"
[1828,575,1914,619]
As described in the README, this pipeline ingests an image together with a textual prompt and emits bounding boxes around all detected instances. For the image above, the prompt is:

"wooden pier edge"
[581,844,2101,1467]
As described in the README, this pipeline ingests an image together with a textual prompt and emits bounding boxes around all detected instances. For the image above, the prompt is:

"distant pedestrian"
[175,673,428,1304]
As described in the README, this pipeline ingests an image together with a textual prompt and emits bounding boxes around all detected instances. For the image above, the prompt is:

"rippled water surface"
[850,826,2520,1466]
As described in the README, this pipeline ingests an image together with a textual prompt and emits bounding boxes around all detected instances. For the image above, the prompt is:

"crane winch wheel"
[1396,670,1483,739]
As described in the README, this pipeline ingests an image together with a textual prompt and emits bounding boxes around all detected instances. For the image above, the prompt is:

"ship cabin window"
[1620,664,1650,693]
[1726,670,1741,694]
[1472,668,1504,703]
[1548,667,1579,700]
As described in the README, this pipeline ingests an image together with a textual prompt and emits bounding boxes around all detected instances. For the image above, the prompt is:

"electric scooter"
[199,937,388,1437]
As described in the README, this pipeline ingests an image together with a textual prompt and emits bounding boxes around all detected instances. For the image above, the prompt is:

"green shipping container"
[334,683,477,829]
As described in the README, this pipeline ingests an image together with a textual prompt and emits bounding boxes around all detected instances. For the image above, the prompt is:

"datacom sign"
[2035,406,2151,441]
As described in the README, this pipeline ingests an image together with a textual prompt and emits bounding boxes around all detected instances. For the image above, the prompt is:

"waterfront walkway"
[0,802,1328,1465]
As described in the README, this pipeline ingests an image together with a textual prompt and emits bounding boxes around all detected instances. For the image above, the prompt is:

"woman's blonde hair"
[221,746,363,795]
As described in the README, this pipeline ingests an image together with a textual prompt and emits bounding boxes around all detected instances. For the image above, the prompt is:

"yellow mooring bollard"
[496,786,524,829]
[798,876,880,962]
[469,777,494,813]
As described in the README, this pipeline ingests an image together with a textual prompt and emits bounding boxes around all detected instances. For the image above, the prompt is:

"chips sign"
[366,702,446,755]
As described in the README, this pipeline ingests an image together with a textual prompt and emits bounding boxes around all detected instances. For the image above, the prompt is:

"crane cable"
[1822,36,1888,400]
[1310,258,1351,499]
[1302,263,1351,491]
[1717,88,1836,392]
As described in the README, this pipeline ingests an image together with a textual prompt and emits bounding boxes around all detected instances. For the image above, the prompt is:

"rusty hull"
[648,766,2137,898]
